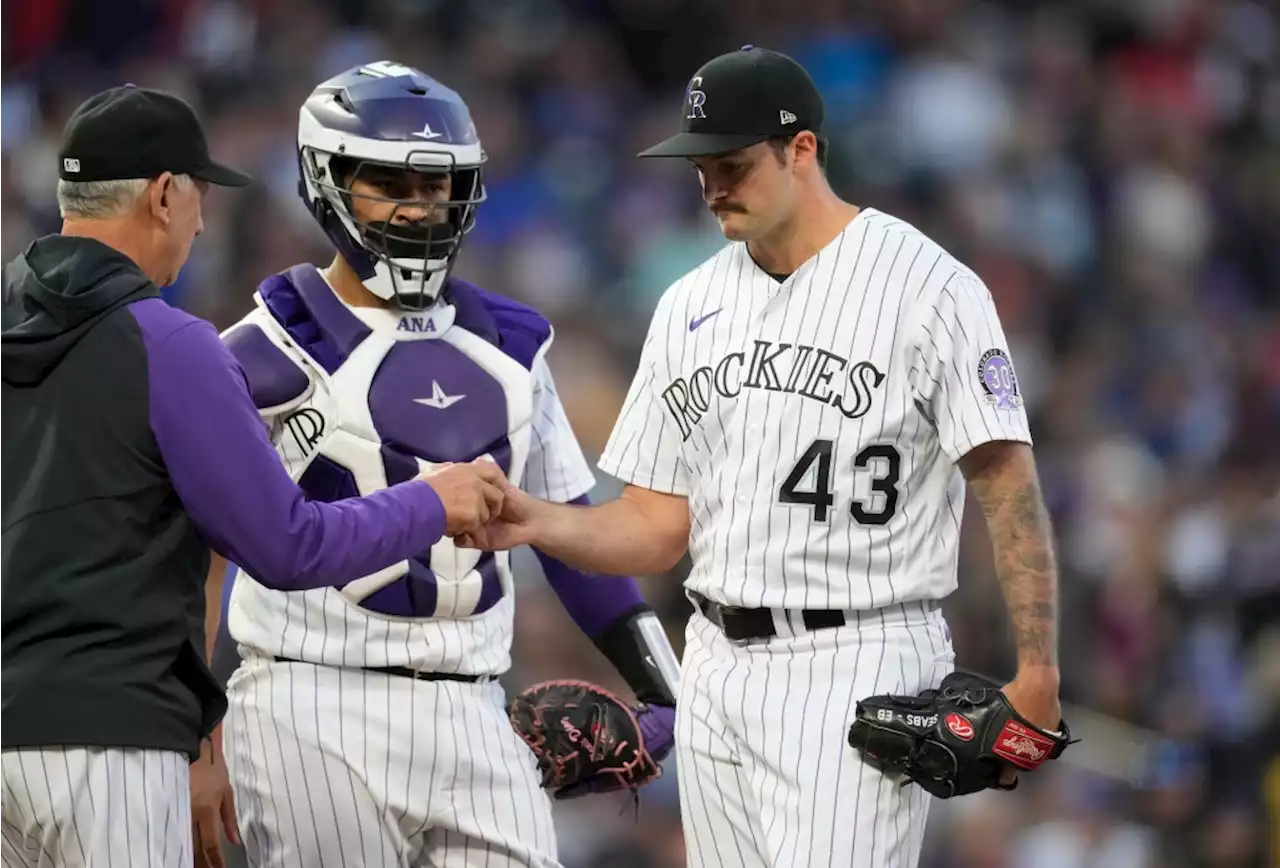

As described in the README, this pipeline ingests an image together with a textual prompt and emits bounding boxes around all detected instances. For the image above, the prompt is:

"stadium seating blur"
[5,1,1277,865]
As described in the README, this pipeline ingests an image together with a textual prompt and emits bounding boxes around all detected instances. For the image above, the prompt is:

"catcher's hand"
[847,671,1075,799]
[508,679,671,800]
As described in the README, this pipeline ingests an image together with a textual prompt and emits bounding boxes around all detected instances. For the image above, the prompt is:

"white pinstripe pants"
[1,747,191,868]
[223,655,560,868]
[676,602,955,868]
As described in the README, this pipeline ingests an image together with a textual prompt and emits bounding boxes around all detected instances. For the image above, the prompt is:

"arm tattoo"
[966,446,1059,669]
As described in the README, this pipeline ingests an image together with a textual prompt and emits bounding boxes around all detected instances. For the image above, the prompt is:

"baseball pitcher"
[460,46,1073,868]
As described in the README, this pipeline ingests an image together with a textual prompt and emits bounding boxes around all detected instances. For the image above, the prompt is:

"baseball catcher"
[848,670,1075,799]
[508,679,673,800]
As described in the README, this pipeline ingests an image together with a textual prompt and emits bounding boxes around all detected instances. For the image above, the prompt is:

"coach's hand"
[191,726,240,868]
[453,482,538,551]
[418,460,507,536]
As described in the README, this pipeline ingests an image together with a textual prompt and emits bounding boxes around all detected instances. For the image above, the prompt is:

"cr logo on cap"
[687,76,707,120]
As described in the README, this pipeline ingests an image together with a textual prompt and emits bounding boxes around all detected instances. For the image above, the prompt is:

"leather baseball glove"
[847,670,1075,799]
[508,679,667,800]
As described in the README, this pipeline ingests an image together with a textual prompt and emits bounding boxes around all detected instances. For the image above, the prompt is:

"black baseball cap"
[57,85,252,186]
[639,45,824,158]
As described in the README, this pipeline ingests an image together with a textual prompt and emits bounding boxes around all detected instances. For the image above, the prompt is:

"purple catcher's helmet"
[297,60,486,308]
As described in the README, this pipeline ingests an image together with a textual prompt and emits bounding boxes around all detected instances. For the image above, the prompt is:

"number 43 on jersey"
[778,439,902,526]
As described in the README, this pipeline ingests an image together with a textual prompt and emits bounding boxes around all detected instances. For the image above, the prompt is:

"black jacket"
[2,235,225,760]
[3,236,487,759]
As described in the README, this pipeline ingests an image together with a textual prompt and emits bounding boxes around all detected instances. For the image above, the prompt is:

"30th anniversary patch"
[978,348,1021,410]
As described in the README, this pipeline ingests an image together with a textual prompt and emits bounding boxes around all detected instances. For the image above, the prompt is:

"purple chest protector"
[230,264,551,619]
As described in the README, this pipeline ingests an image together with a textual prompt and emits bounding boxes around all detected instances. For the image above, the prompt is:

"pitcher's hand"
[998,671,1062,787]
[453,482,538,551]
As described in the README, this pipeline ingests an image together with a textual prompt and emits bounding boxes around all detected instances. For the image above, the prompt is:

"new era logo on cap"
[63,158,81,174]
[780,110,797,125]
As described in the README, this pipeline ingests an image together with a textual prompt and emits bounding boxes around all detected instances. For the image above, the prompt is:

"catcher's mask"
[295,60,488,310]
[304,150,484,310]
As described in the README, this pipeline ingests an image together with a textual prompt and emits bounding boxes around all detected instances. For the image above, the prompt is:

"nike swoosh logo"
[689,309,722,331]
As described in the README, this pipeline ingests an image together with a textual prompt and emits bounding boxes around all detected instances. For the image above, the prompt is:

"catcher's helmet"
[297,60,486,308]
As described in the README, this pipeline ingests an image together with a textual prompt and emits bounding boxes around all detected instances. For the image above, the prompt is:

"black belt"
[690,592,846,641]
[274,656,490,683]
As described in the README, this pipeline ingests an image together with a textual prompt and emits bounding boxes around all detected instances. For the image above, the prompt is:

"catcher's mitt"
[508,679,662,800]
[847,671,1075,799]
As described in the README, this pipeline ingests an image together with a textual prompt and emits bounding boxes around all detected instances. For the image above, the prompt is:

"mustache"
[711,203,747,215]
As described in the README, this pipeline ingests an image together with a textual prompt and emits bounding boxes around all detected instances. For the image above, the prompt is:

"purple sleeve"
[140,314,447,591]
[534,494,647,638]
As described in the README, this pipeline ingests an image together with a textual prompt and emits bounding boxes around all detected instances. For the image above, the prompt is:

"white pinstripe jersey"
[598,208,1032,611]
[224,277,596,675]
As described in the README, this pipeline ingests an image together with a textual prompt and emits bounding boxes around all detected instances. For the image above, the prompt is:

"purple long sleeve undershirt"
[213,498,644,685]
[533,494,647,638]
[133,302,446,592]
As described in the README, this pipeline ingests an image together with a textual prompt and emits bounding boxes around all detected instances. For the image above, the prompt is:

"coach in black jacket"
[1,86,503,868]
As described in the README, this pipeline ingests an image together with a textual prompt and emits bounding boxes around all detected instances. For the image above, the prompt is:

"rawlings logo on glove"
[508,679,673,800]
[847,671,1076,799]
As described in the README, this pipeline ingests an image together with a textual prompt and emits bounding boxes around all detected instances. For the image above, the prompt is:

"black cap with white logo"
[639,45,824,158]
[58,85,252,186]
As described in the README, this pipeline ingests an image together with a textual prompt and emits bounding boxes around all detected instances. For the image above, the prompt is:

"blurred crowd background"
[5,0,1280,865]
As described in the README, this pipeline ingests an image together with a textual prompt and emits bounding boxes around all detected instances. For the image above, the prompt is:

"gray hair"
[56,173,193,220]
